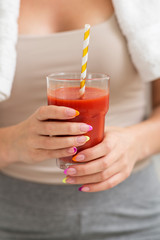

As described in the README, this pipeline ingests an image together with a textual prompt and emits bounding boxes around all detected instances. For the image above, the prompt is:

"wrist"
[0,127,17,169]
[127,118,160,162]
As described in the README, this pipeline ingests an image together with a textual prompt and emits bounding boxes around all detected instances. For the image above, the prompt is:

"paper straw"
[80,24,90,97]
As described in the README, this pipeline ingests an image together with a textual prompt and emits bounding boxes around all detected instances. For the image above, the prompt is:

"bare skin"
[18,0,114,35]
[0,0,160,192]
[64,80,160,192]
[0,0,114,167]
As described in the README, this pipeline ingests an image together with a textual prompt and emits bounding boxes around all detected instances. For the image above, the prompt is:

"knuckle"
[66,123,75,135]
[37,106,46,118]
[102,158,108,169]
[106,168,112,178]
[100,171,107,181]
[106,143,112,153]
[104,137,114,152]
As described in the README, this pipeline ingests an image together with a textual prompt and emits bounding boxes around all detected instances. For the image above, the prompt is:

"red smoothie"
[48,86,109,154]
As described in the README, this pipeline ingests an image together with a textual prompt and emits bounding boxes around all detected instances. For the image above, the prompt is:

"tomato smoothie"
[48,86,109,168]
[47,73,110,169]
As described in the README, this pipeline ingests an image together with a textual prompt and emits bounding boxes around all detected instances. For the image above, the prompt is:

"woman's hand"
[0,105,92,168]
[64,126,143,192]
[63,79,160,192]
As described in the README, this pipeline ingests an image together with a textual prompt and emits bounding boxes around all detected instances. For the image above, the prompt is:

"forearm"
[129,105,160,161]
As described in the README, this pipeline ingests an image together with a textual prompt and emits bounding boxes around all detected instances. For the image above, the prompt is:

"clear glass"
[47,73,110,169]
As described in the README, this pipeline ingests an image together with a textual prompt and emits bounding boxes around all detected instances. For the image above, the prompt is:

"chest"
[18,0,113,34]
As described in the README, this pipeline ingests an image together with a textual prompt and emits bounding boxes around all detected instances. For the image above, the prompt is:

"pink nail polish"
[64,169,68,175]
[73,147,77,153]
[80,124,93,132]
[68,147,77,154]
[88,125,93,131]
[78,187,90,192]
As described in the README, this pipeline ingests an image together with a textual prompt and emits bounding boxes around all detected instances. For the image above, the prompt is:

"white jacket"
[0,0,20,101]
[0,0,160,101]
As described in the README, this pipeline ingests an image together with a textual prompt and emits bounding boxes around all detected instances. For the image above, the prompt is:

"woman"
[0,0,160,239]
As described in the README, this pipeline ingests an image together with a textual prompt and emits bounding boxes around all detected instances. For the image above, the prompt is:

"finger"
[67,151,120,176]
[34,135,90,150]
[72,141,109,162]
[36,105,79,121]
[78,172,126,192]
[66,160,123,184]
[25,147,77,164]
[64,160,123,179]
[38,121,93,136]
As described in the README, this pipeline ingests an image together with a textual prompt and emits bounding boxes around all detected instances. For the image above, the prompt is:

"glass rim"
[46,72,110,82]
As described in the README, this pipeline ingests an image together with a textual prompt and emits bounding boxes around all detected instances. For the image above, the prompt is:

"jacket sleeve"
[0,0,20,101]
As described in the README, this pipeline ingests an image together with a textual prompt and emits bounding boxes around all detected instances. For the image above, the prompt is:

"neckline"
[18,14,115,39]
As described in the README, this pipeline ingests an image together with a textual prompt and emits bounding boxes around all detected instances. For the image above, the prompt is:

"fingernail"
[64,168,76,175]
[65,108,79,117]
[67,147,77,154]
[62,177,67,183]
[78,186,90,192]
[66,177,75,184]
[77,136,90,144]
[80,124,93,132]
[72,154,85,162]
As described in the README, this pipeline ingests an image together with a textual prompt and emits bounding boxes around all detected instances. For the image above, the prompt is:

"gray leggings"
[0,162,160,240]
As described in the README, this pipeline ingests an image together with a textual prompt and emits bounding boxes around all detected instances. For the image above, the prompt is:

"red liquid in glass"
[48,87,109,165]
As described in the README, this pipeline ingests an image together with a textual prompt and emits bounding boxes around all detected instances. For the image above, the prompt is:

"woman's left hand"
[64,126,143,192]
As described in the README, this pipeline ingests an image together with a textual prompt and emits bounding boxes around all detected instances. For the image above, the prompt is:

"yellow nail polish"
[62,177,67,183]
[75,110,80,117]
[85,136,90,142]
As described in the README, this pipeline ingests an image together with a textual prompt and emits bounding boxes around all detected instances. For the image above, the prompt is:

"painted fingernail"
[66,177,75,184]
[64,168,76,175]
[78,186,90,192]
[65,108,79,117]
[72,154,85,162]
[77,136,90,144]
[62,177,67,183]
[64,169,68,175]
[80,124,93,132]
[67,147,77,154]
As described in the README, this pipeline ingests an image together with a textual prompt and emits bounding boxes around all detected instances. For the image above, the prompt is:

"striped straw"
[80,24,90,97]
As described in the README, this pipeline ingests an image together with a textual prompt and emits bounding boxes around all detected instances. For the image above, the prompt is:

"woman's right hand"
[0,105,91,168]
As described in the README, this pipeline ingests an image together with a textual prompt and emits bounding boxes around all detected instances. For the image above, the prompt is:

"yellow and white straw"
[80,24,90,97]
